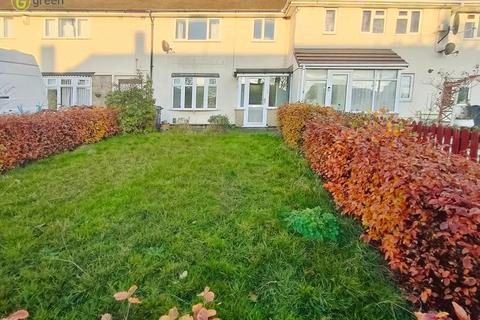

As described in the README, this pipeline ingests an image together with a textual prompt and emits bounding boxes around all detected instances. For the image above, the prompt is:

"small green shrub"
[106,74,156,134]
[284,207,339,242]
[208,115,232,132]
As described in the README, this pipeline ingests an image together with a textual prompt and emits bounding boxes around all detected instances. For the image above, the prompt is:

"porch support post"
[299,65,306,102]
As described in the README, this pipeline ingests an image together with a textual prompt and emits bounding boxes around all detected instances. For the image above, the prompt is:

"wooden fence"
[412,122,479,163]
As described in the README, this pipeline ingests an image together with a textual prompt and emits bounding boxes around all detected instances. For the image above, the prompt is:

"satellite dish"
[438,42,458,55]
[162,40,173,53]
[451,13,460,35]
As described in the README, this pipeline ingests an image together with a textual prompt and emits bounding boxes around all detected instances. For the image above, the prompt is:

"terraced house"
[0,0,479,127]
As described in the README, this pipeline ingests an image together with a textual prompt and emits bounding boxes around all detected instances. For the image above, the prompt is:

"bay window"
[173,77,217,109]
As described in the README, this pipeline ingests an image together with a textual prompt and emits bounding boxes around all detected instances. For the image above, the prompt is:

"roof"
[234,67,293,76]
[294,48,409,68]
[0,0,287,12]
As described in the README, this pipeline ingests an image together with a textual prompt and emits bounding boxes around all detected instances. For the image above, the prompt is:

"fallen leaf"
[179,271,188,280]
[127,285,138,296]
[452,302,470,320]
[128,297,141,305]
[101,314,113,320]
[248,292,258,303]
[4,310,29,320]
[114,291,129,301]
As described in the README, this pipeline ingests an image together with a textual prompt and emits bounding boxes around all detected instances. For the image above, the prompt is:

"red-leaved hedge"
[0,107,120,172]
[278,104,480,318]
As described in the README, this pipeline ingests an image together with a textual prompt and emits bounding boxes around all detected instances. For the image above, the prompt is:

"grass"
[0,131,413,320]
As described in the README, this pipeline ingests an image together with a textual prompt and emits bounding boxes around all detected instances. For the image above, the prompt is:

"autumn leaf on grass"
[197,287,215,303]
[159,307,179,320]
[1,310,29,320]
[114,285,141,304]
[101,314,113,320]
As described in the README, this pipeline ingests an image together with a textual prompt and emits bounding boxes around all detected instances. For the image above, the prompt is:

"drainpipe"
[149,11,155,79]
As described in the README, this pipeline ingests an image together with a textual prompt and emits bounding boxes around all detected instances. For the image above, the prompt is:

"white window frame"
[252,18,276,41]
[43,76,93,107]
[301,69,400,114]
[361,9,386,34]
[172,77,218,110]
[395,10,422,34]
[174,18,221,41]
[43,17,90,39]
[0,17,14,38]
[463,14,480,40]
[399,73,414,101]
[324,8,337,34]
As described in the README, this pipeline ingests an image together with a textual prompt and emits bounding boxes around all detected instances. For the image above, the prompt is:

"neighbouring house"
[0,0,479,127]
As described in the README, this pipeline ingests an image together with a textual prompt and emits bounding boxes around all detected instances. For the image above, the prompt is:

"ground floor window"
[172,77,217,109]
[303,69,399,113]
[44,76,92,108]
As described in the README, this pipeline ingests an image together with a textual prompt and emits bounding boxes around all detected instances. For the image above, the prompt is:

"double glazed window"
[324,9,336,33]
[0,17,13,38]
[44,18,89,38]
[351,70,398,112]
[304,70,328,106]
[173,77,217,109]
[253,19,275,40]
[464,14,480,39]
[175,18,220,40]
[399,74,414,101]
[44,77,92,108]
[304,70,399,112]
[395,10,421,34]
[362,10,385,33]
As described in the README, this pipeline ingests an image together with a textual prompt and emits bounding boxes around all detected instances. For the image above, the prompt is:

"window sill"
[173,39,221,43]
[42,37,91,40]
[170,108,219,111]
[252,39,276,42]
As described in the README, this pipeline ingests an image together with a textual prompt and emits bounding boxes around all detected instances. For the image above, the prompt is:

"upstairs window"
[253,18,275,40]
[464,14,480,39]
[362,10,385,33]
[175,18,220,41]
[0,17,14,38]
[44,18,89,38]
[324,9,336,33]
[395,10,421,34]
[172,77,217,109]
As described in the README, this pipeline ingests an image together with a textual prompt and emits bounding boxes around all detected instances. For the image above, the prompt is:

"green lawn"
[0,131,412,320]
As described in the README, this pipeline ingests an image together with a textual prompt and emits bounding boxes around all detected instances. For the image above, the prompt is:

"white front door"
[325,71,352,112]
[244,77,268,127]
